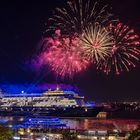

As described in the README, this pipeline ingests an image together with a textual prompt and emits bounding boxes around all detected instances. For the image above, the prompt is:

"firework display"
[32,0,140,78]
[47,0,112,35]
[40,35,89,78]
[97,22,140,75]
[81,23,114,63]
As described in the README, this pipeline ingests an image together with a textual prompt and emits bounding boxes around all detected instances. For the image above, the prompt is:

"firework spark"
[41,35,89,78]
[81,23,114,63]
[97,22,140,75]
[46,0,112,35]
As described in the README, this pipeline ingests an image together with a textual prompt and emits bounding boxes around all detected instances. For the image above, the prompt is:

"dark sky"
[0,0,140,101]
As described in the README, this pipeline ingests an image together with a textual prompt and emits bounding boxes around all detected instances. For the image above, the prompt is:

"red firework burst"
[97,22,140,75]
[41,35,90,78]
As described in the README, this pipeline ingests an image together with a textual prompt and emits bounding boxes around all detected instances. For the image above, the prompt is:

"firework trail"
[46,0,112,35]
[97,22,140,75]
[81,23,114,64]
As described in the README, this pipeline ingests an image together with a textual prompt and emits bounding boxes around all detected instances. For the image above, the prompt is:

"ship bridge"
[43,87,64,96]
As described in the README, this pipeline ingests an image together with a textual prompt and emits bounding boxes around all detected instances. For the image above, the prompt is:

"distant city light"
[13,136,20,140]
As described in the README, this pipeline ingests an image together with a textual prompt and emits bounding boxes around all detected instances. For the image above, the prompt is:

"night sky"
[0,0,140,101]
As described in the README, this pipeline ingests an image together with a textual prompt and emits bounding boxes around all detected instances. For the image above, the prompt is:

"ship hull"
[0,106,103,117]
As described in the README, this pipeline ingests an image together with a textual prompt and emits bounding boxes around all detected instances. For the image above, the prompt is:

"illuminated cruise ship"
[0,88,102,117]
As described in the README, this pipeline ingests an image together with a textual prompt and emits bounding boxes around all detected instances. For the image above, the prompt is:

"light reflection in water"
[0,116,139,132]
[61,118,140,132]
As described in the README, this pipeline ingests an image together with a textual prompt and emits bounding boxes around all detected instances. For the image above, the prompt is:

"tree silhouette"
[61,129,78,140]
[0,125,13,140]
[127,126,140,140]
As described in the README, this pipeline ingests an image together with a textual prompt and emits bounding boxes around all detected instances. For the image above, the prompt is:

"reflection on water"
[0,116,140,132]
[61,118,140,132]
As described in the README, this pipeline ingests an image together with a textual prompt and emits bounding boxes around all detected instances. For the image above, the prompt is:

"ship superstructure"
[0,88,102,117]
[0,88,85,108]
